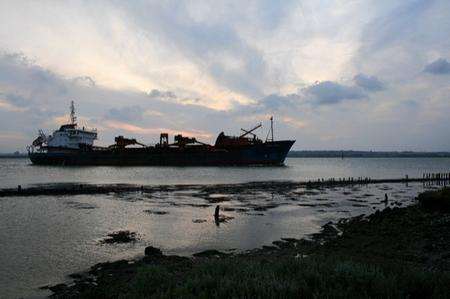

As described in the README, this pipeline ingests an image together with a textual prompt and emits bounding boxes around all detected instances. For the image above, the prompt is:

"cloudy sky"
[1,0,450,152]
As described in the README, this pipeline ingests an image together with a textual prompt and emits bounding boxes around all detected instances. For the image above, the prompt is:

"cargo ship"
[28,102,295,166]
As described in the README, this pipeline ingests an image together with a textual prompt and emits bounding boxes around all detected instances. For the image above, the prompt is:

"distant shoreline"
[288,150,450,158]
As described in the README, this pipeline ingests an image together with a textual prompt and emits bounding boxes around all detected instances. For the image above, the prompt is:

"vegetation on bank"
[81,256,449,299]
[52,187,450,298]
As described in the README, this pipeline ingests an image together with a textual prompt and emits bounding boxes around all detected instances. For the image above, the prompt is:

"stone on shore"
[193,249,228,258]
[101,230,138,244]
[144,246,163,257]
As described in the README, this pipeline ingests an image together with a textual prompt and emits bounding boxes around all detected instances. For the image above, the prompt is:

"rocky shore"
[45,187,450,298]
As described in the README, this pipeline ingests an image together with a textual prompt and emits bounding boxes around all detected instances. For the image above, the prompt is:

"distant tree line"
[287,150,450,158]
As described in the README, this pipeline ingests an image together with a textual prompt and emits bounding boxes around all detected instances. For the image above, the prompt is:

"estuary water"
[1,157,450,298]
[2,157,450,188]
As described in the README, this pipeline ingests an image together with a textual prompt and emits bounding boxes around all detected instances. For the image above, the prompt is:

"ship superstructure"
[29,102,295,166]
[30,101,97,151]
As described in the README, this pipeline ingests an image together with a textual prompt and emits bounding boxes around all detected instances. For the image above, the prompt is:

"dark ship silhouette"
[28,102,295,166]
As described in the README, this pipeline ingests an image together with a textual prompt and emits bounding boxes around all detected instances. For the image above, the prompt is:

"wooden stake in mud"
[214,205,221,226]
[214,205,220,219]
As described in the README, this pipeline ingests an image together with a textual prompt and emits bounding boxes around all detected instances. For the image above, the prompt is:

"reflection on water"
[1,157,450,298]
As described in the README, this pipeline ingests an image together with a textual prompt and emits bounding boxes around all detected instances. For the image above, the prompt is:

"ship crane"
[239,123,262,139]
[111,136,146,149]
[173,134,210,147]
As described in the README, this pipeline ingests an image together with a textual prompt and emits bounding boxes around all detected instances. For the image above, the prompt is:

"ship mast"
[271,116,274,142]
[265,116,274,142]
[70,101,77,125]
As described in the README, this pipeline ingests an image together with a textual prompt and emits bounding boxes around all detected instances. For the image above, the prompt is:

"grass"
[418,187,450,212]
[77,256,450,299]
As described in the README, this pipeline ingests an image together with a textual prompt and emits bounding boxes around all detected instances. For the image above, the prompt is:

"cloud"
[303,81,366,105]
[281,116,307,129]
[0,99,26,112]
[107,106,144,122]
[147,89,177,100]
[423,58,450,75]
[72,76,96,87]
[353,74,384,91]
[255,74,384,110]
[105,120,212,140]
[117,1,271,99]
[0,92,29,107]
[258,93,299,110]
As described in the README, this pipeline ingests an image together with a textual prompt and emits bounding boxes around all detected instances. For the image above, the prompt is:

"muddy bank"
[48,188,450,298]
[2,175,450,197]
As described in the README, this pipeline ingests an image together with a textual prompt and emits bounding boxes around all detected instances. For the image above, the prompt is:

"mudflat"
[47,188,450,298]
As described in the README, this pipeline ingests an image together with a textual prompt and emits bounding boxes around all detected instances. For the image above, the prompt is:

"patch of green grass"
[102,256,450,299]
[418,187,450,212]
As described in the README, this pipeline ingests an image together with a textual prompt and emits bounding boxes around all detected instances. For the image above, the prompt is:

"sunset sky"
[1,0,450,152]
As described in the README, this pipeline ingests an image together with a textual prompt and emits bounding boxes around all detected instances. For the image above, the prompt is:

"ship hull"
[29,140,295,166]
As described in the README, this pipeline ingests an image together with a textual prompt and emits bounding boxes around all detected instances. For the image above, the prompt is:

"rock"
[193,249,227,258]
[321,222,340,237]
[101,230,138,244]
[281,237,300,244]
[48,283,68,293]
[144,246,163,257]
[262,245,278,251]
[192,219,207,223]
[68,272,83,279]
[93,260,129,271]
[144,210,169,215]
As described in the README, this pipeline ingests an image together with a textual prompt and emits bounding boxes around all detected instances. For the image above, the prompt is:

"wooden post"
[214,205,220,219]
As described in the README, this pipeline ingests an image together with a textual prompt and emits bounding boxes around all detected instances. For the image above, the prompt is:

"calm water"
[2,157,450,188]
[1,157,450,298]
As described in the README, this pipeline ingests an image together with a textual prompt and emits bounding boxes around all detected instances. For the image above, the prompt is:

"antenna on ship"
[265,116,274,142]
[69,101,77,125]
[271,116,274,142]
